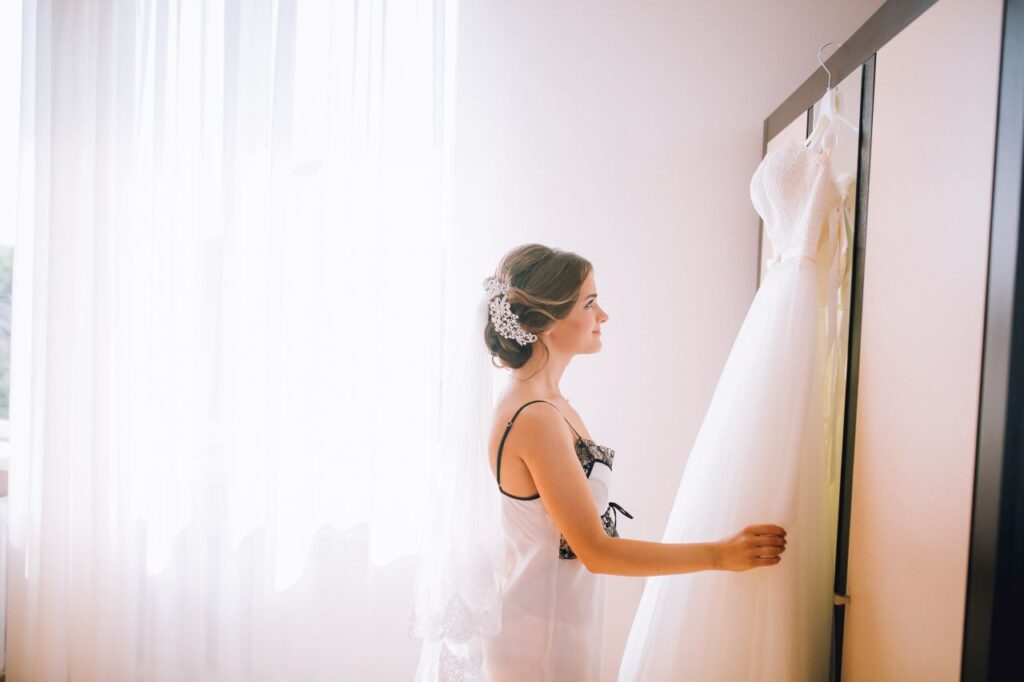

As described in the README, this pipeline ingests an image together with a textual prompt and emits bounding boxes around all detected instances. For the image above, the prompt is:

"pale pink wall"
[451,2,886,678]
[841,0,1003,678]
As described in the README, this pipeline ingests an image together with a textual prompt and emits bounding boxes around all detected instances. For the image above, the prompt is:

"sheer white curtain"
[8,1,459,679]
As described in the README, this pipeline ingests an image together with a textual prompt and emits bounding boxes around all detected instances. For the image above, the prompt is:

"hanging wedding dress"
[618,86,857,681]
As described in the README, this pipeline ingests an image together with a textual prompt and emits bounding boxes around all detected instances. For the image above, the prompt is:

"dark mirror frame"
[758,1,1024,679]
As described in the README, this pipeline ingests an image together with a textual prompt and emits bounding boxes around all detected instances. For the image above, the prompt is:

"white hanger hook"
[817,41,837,91]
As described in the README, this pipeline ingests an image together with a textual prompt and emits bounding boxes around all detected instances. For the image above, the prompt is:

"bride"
[414,85,848,680]
[476,243,788,680]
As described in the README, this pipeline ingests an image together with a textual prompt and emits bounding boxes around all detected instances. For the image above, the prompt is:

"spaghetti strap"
[495,399,582,498]
[536,400,583,440]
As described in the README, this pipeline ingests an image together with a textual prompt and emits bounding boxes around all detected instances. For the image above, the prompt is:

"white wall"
[450,1,886,678]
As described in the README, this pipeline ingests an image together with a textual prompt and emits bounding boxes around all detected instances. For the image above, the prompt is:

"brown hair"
[484,243,593,371]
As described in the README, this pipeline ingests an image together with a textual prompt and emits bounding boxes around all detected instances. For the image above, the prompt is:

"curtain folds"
[8,1,458,678]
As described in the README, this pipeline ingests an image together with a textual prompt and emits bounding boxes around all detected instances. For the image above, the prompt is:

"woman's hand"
[714,524,787,571]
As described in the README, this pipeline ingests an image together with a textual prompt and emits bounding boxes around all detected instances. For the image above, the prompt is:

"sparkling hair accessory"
[484,277,538,346]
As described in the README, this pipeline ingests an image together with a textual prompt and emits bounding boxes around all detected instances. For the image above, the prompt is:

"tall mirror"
[839,0,1003,679]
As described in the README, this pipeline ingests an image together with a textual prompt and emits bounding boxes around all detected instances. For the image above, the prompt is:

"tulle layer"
[619,259,837,681]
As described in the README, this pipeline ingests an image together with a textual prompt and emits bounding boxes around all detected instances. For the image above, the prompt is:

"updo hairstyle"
[484,243,592,370]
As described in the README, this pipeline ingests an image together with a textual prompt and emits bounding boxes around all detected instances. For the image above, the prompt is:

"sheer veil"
[408,284,506,681]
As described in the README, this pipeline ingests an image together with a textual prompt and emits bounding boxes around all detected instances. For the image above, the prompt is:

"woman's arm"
[583,524,786,577]
[514,404,787,578]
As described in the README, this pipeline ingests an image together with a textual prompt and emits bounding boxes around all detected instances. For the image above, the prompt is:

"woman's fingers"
[749,536,786,548]
[756,545,785,556]
[719,524,789,572]
[755,535,786,547]
[741,533,786,548]
[743,529,787,563]
[746,544,784,557]
[749,520,786,536]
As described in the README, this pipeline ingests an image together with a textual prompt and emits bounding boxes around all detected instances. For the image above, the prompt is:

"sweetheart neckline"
[757,138,838,190]
[759,137,831,164]
[777,136,831,159]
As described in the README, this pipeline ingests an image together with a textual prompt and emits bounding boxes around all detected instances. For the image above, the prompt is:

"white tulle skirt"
[618,256,839,681]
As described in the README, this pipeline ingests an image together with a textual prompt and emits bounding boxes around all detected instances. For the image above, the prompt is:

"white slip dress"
[482,399,633,682]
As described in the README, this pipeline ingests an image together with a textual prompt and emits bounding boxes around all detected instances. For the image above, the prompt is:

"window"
[0,1,22,468]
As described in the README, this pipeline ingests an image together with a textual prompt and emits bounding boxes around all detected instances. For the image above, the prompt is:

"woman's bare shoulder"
[492,388,589,441]
[495,387,557,422]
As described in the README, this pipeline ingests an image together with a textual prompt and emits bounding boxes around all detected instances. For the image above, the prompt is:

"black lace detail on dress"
[603,502,633,535]
[575,437,615,475]
[558,438,632,561]
[559,500,634,561]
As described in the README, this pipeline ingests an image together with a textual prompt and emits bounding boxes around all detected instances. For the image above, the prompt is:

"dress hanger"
[805,41,859,151]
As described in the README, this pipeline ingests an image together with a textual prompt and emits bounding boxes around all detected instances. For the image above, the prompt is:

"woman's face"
[544,271,609,354]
